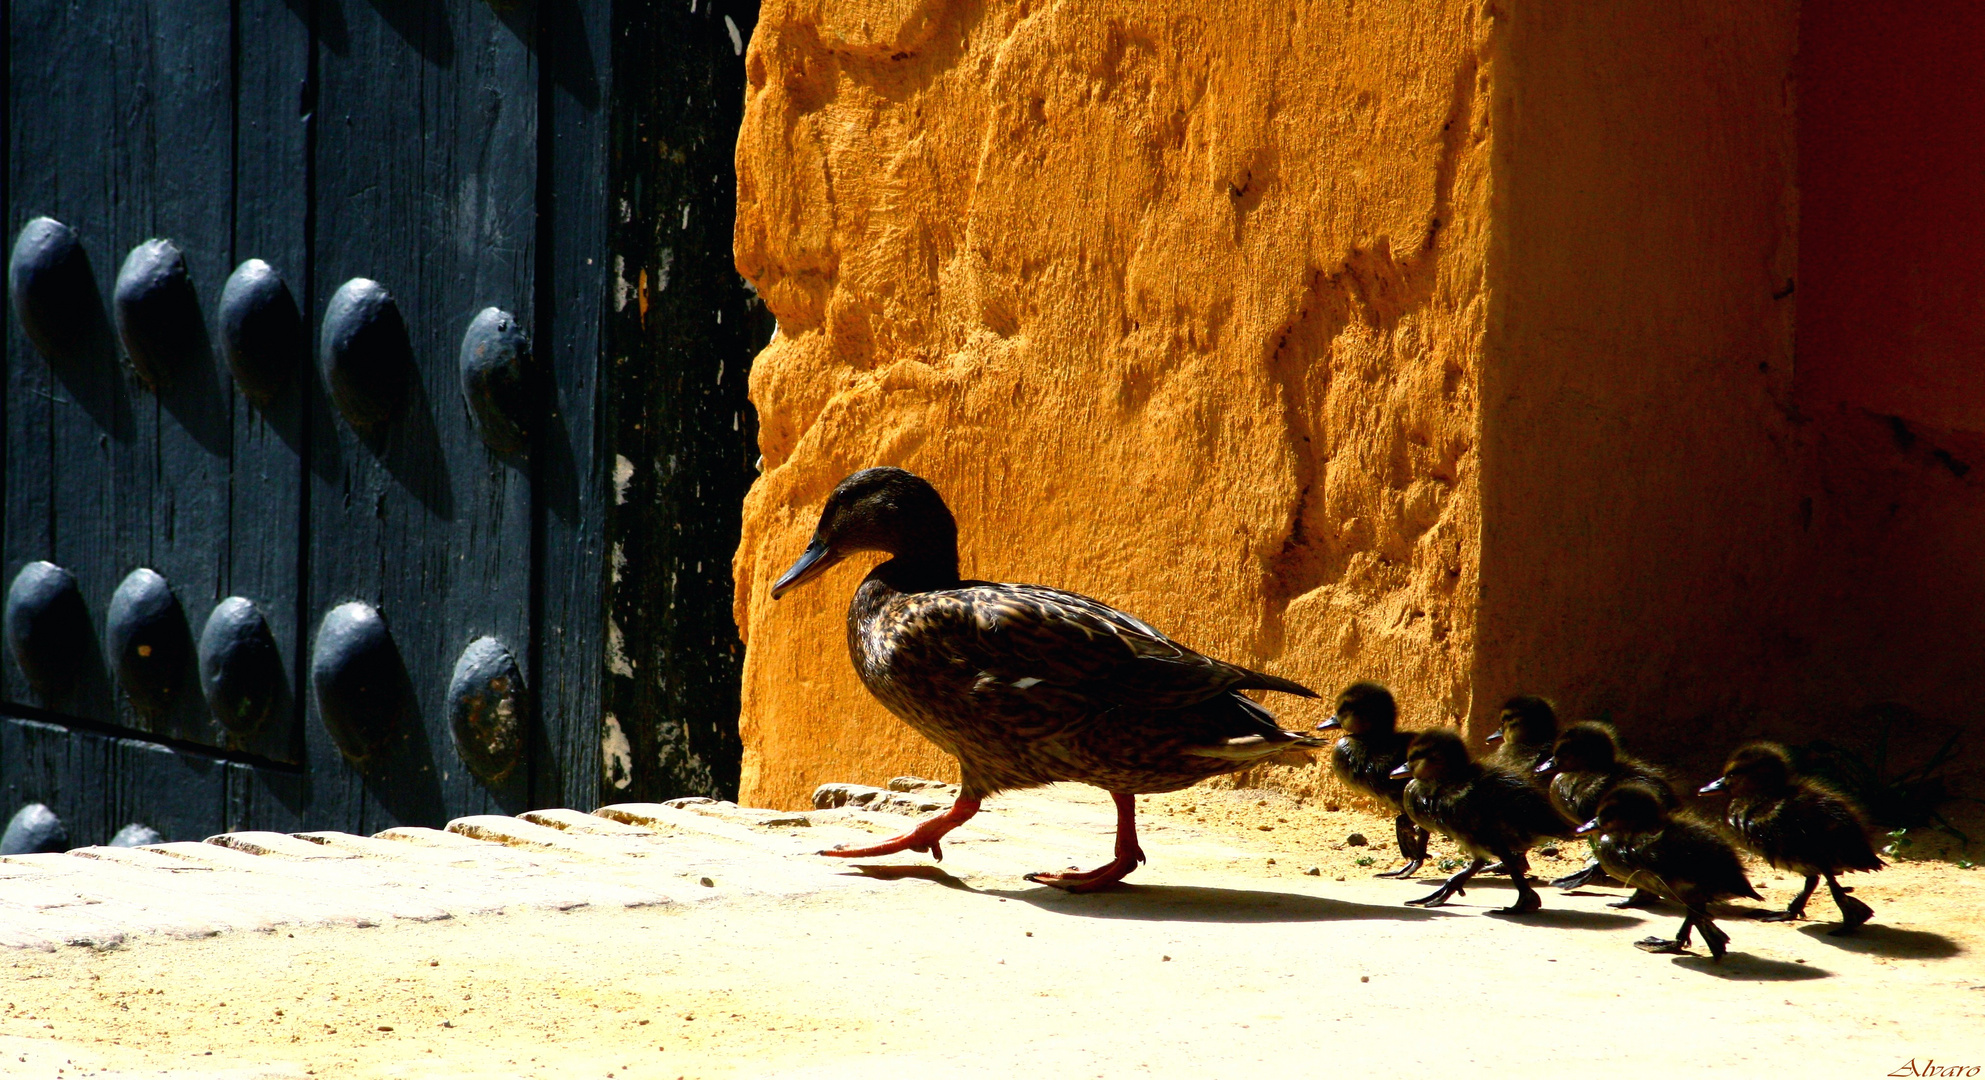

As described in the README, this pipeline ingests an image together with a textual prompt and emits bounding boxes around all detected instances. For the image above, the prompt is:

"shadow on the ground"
[846,864,977,891]
[983,883,1458,923]
[1671,953,1831,981]
[1479,907,1646,930]
[1797,923,1963,959]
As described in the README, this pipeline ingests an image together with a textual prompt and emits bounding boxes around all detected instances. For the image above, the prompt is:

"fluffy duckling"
[1698,743,1883,934]
[1578,783,1762,960]
[771,467,1324,892]
[1535,721,1681,899]
[1389,729,1575,913]
[1316,682,1431,878]
[1486,695,1559,782]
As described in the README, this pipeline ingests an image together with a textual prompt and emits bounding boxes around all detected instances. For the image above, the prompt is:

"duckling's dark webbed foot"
[818,796,982,863]
[1379,817,1429,878]
[1375,858,1424,879]
[1633,937,1690,955]
[1550,861,1604,891]
[1494,890,1543,916]
[1607,888,1661,910]
[1757,909,1805,923]
[1758,874,1818,921]
[1406,858,1485,908]
[1825,875,1874,936]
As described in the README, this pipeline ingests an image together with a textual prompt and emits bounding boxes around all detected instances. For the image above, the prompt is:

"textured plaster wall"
[732,0,1496,809]
[1472,0,1806,765]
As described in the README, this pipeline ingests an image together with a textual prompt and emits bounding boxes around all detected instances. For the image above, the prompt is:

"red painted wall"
[1795,0,1985,432]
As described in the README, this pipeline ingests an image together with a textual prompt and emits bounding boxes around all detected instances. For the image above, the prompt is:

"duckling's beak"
[1574,818,1600,836]
[1484,728,1503,743]
[1697,776,1729,795]
[1316,715,1342,731]
[1388,763,1410,779]
[771,538,840,599]
[1534,757,1558,775]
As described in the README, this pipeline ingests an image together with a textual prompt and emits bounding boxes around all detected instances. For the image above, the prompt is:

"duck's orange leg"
[1026,792,1147,893]
[818,796,982,862]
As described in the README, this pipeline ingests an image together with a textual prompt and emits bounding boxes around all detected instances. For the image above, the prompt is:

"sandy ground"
[1,784,1981,1079]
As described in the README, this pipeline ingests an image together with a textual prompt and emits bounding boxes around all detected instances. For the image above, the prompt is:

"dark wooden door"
[1,0,767,846]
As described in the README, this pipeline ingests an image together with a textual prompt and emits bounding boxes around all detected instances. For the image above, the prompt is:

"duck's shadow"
[983,883,1456,923]
[1797,923,1962,959]
[1480,907,1646,930]
[847,864,977,891]
[1671,954,1831,981]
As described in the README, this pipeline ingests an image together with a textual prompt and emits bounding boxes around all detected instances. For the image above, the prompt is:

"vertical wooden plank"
[136,0,242,751]
[309,0,535,830]
[601,0,771,802]
[221,0,314,770]
[106,736,227,844]
[0,715,111,848]
[4,0,148,732]
[534,0,611,811]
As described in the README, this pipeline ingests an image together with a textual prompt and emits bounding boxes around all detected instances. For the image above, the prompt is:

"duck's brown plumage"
[775,467,1322,891]
[1486,695,1559,782]
[1317,682,1431,878]
[850,570,1319,797]
[1544,722,1680,824]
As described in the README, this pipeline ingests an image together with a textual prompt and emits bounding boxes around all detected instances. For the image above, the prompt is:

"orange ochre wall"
[727,0,1982,810]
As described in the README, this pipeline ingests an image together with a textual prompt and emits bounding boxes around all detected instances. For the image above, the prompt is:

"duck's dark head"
[772,467,960,598]
[1486,694,1557,749]
[1576,781,1669,837]
[1390,729,1471,784]
[1699,742,1793,799]
[1318,681,1396,736]
[1538,721,1619,777]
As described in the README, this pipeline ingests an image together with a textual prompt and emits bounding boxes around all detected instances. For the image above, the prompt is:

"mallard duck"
[1316,681,1430,878]
[1698,742,1883,934]
[1485,695,1559,780]
[1389,730,1575,913]
[1578,782,1762,960]
[771,467,1324,892]
[1535,721,1680,900]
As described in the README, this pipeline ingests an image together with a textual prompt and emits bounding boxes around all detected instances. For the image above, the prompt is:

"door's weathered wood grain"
[600,0,769,803]
[307,0,536,831]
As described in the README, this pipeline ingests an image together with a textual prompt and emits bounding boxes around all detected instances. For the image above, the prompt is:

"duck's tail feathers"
[1183,729,1329,761]
[1231,667,1320,699]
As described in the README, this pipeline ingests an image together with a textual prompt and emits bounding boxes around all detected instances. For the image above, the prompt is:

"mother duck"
[771,467,1323,891]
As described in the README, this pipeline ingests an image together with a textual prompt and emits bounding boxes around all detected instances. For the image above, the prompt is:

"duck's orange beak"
[771,538,840,599]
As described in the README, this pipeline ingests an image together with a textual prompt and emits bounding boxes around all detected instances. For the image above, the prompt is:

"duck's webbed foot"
[1406,858,1485,907]
[818,796,982,862]
[1551,860,1605,891]
[1493,853,1543,915]
[1633,937,1690,955]
[1696,914,1732,960]
[1758,875,1818,922]
[1825,873,1874,936]
[1608,888,1662,909]
[1025,792,1145,894]
[1376,816,1429,878]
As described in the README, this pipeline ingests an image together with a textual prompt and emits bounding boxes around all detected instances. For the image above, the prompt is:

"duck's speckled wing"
[917,581,1316,711]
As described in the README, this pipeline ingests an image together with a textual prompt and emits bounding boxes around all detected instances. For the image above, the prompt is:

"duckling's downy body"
[1699,743,1883,934]
[1317,682,1430,878]
[1580,783,1761,960]
[1392,730,1575,913]
[773,468,1324,891]
[1536,721,1680,900]
[1485,696,1559,782]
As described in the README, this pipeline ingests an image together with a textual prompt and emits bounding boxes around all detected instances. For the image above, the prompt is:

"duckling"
[1485,695,1559,780]
[1698,742,1883,935]
[1535,721,1680,899]
[1316,682,1431,878]
[772,467,1324,892]
[1577,782,1762,960]
[1388,729,1575,913]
